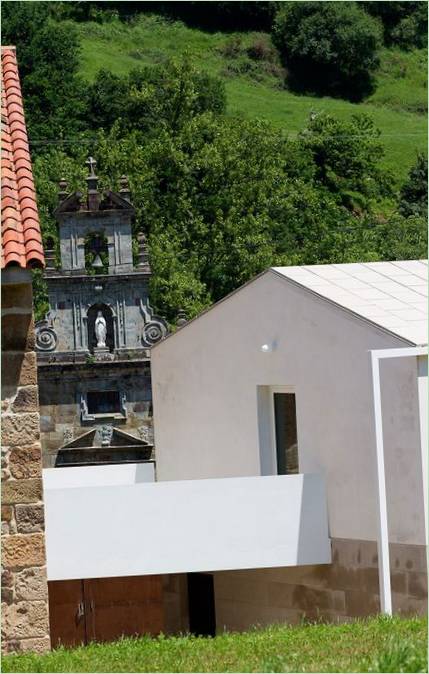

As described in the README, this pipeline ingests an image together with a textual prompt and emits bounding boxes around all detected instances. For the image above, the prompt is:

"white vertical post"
[417,355,428,545]
[370,351,392,615]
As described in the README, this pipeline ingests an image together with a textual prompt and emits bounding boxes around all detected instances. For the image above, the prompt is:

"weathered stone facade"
[36,160,167,467]
[1,269,51,654]
[39,360,154,467]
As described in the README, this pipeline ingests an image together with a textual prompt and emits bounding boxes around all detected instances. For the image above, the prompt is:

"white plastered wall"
[152,271,425,545]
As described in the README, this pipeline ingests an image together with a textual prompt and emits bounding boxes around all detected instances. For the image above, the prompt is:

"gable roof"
[273,260,428,346]
[1,46,44,269]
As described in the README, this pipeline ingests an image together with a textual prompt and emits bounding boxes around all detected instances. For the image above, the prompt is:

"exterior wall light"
[261,342,276,353]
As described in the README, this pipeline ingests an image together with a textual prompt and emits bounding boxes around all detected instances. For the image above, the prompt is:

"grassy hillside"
[2,616,427,672]
[76,14,427,185]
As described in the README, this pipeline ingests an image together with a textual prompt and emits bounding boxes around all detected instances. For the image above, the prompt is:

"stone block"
[2,587,14,604]
[2,534,46,568]
[2,568,14,587]
[16,505,45,534]
[2,600,49,639]
[408,571,428,599]
[16,636,51,653]
[2,505,13,522]
[1,284,33,311]
[39,416,55,433]
[2,479,43,505]
[1,467,11,482]
[1,413,40,447]
[9,445,42,480]
[15,567,48,601]
[2,314,35,352]
[1,352,37,396]
[11,387,39,413]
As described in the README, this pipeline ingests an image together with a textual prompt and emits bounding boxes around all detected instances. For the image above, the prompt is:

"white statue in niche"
[95,311,107,348]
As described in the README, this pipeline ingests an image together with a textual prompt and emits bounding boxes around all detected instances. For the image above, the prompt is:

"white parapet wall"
[44,472,331,581]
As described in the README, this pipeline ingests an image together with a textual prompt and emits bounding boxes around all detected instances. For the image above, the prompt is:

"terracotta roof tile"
[1,46,44,269]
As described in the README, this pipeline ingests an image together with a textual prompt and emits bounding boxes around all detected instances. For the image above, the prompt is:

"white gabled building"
[43,260,427,640]
[150,260,427,629]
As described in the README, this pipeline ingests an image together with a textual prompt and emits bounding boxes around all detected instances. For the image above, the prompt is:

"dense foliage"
[361,1,428,49]
[1,0,427,324]
[398,153,428,218]
[273,2,383,101]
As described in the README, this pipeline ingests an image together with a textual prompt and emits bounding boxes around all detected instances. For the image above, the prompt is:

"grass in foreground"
[2,615,427,673]
[76,14,427,184]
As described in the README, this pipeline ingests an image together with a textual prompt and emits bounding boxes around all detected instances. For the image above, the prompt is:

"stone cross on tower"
[86,156,97,176]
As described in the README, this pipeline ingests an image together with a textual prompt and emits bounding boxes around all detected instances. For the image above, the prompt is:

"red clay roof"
[1,46,44,269]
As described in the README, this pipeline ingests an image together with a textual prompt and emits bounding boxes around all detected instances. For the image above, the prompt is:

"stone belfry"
[35,158,168,468]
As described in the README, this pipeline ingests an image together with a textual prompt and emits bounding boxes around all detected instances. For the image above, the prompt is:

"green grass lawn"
[2,616,427,673]
[76,14,427,185]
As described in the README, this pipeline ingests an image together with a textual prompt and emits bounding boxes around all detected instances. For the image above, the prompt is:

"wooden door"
[84,575,164,643]
[48,580,87,648]
[48,576,164,647]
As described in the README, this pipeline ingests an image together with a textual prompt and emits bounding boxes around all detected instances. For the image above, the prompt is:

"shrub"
[399,153,428,218]
[246,34,278,63]
[273,1,383,101]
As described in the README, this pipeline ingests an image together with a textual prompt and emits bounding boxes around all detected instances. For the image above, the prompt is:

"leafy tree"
[273,2,383,101]
[2,2,87,145]
[298,113,394,213]
[399,154,428,218]
[87,60,226,134]
[360,1,427,48]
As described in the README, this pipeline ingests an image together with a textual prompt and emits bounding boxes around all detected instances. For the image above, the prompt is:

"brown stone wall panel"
[408,571,428,599]
[392,592,427,616]
[390,543,428,572]
[345,589,380,617]
[326,564,380,594]
[2,478,43,505]
[2,533,46,568]
[1,413,40,446]
[9,444,42,480]
[15,504,45,533]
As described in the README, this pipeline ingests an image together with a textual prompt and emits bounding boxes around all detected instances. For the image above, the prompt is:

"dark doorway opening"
[273,392,299,475]
[187,573,216,637]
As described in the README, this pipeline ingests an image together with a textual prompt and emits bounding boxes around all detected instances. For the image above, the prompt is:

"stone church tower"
[36,158,168,468]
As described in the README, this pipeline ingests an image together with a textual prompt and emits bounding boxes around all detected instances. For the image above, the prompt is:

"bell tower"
[36,158,168,468]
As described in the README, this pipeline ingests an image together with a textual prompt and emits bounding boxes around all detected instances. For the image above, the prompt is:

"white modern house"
[43,260,427,641]
[150,260,428,627]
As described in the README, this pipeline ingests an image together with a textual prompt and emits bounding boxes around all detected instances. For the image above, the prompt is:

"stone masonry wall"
[213,538,428,632]
[1,278,51,653]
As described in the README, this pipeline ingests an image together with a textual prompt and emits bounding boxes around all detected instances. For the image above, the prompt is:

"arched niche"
[84,231,109,275]
[87,303,115,353]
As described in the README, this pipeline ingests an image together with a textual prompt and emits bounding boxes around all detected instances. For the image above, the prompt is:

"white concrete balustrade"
[43,470,331,581]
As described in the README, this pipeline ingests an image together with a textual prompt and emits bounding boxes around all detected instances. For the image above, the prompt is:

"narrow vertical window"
[273,393,299,474]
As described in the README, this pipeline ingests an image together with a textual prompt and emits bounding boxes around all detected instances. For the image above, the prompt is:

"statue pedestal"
[93,347,114,362]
